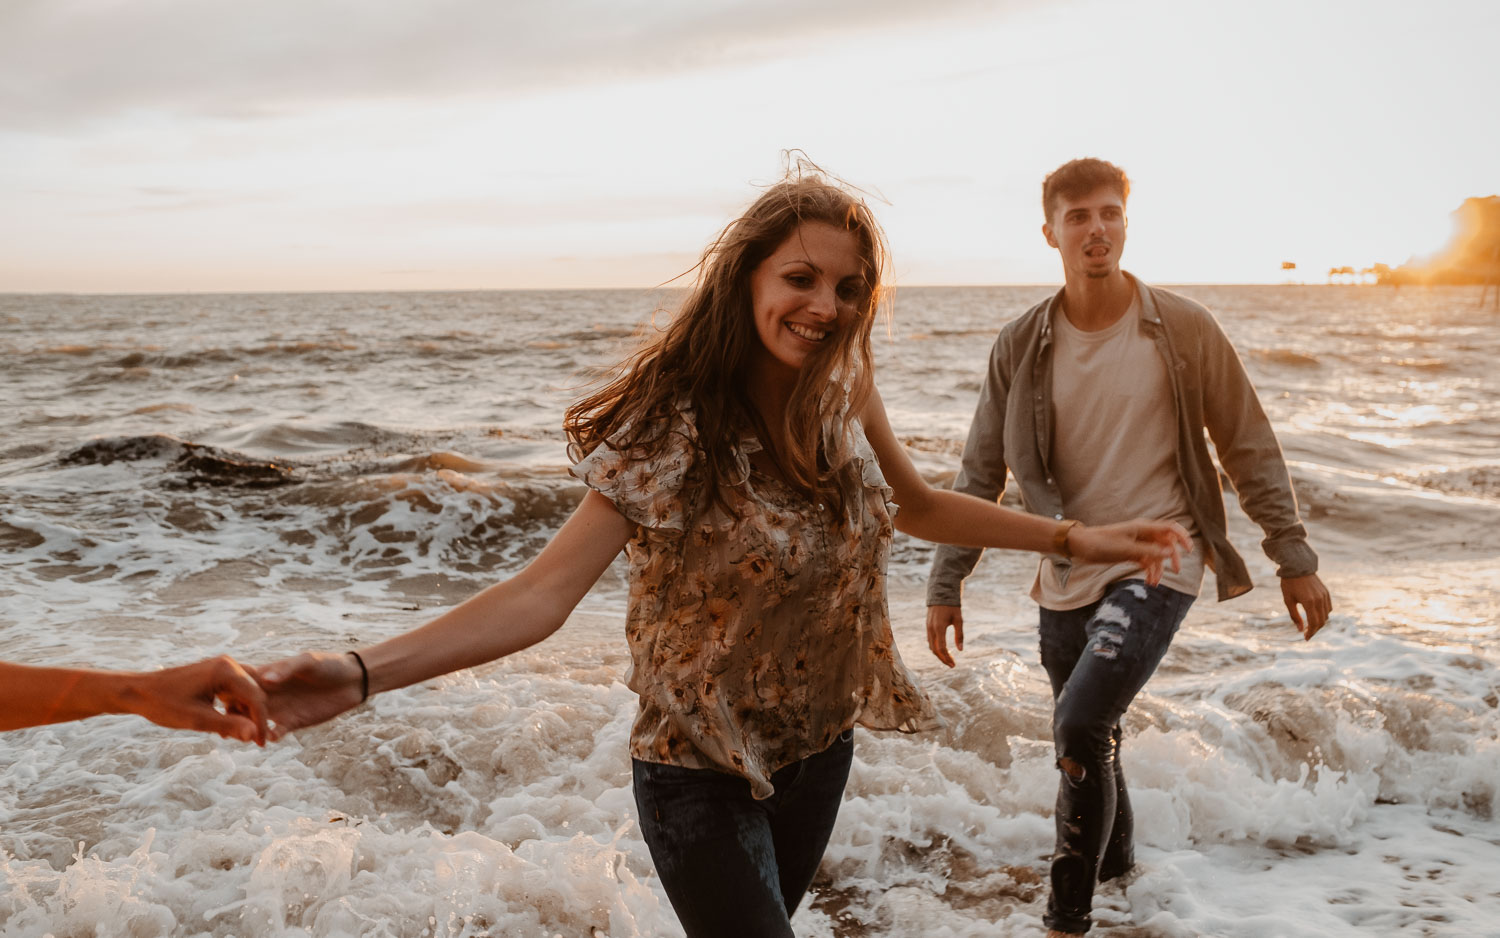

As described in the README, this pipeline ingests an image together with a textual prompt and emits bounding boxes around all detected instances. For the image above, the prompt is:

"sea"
[1,285,1497,938]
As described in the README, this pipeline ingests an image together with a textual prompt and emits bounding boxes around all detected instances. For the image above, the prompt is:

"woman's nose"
[807,283,838,321]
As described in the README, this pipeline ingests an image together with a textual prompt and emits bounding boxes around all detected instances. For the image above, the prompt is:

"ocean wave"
[130,402,198,415]
[18,412,98,428]
[1223,680,1486,808]
[280,471,583,562]
[1251,348,1321,367]
[0,441,54,462]
[556,325,647,343]
[199,419,416,459]
[0,474,584,607]
[391,451,492,474]
[0,520,46,551]
[244,340,360,357]
[1387,357,1451,371]
[1397,465,1500,497]
[112,349,238,368]
[921,328,1010,338]
[66,365,155,387]
[1290,468,1500,537]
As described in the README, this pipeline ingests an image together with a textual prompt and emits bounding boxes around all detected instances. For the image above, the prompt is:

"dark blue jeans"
[632,730,854,938]
[1038,579,1195,934]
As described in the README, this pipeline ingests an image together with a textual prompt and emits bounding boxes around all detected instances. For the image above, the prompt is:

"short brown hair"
[1042,158,1130,222]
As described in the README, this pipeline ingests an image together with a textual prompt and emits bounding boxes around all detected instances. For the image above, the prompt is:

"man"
[924,158,1332,937]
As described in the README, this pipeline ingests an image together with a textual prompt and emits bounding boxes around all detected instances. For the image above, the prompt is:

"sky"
[2,0,1496,292]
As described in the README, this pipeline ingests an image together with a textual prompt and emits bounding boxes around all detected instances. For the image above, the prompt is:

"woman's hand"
[251,652,366,740]
[1068,519,1192,585]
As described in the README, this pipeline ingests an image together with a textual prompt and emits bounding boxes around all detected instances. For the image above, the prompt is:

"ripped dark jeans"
[1038,579,1195,934]
[632,730,854,938]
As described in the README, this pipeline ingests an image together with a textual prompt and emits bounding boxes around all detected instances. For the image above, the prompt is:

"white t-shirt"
[1032,297,1205,610]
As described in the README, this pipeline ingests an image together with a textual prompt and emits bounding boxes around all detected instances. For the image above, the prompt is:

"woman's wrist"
[347,651,370,702]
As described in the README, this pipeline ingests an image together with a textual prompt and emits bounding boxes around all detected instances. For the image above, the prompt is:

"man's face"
[1043,186,1127,280]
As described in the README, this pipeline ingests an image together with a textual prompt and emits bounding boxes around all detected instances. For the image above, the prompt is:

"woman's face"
[746,221,866,380]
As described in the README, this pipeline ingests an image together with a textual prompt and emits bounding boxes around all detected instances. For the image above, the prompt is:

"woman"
[254,170,1188,937]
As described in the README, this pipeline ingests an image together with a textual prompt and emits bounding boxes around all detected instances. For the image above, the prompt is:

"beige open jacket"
[926,273,1318,606]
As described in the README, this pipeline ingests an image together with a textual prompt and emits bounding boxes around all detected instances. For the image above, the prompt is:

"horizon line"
[0,281,1427,298]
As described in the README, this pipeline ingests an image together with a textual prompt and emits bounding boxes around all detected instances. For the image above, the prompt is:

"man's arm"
[924,332,1015,664]
[1197,313,1331,638]
[926,332,1015,608]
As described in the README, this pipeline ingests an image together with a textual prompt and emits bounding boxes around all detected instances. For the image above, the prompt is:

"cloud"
[1,0,1023,129]
[345,192,733,229]
[83,187,283,215]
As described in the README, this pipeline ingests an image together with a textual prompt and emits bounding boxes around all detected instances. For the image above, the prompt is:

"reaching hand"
[251,652,366,740]
[1281,573,1332,640]
[1069,519,1192,585]
[129,655,270,745]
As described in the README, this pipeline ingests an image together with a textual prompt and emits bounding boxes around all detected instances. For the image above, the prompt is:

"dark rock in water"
[61,434,188,466]
[169,449,296,489]
[61,434,297,488]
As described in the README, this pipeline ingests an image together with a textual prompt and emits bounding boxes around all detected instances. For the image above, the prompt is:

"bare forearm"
[359,572,569,695]
[0,664,141,731]
[897,487,1058,552]
[255,492,631,736]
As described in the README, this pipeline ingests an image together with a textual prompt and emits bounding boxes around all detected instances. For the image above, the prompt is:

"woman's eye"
[785,274,812,287]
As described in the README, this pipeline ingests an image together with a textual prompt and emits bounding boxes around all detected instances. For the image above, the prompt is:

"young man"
[924,158,1332,937]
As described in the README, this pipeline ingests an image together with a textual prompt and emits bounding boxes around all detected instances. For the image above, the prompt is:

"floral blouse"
[570,407,939,799]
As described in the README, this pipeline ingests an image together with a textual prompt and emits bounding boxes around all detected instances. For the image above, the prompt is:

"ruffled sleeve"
[569,416,698,534]
[847,417,898,521]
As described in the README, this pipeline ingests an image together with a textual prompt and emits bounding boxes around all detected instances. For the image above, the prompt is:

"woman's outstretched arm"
[857,386,1190,570]
[254,489,633,736]
[0,656,269,743]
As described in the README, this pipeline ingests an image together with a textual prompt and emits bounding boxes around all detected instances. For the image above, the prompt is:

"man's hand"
[926,605,964,668]
[251,652,367,740]
[1281,573,1332,640]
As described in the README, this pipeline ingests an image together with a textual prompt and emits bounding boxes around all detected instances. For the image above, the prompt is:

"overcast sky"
[2,0,1495,292]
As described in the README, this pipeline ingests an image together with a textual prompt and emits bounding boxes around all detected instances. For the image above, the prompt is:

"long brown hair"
[565,166,889,519]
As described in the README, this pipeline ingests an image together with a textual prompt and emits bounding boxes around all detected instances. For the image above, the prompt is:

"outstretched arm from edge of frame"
[253,489,633,737]
[0,656,269,744]
[859,385,1190,570]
